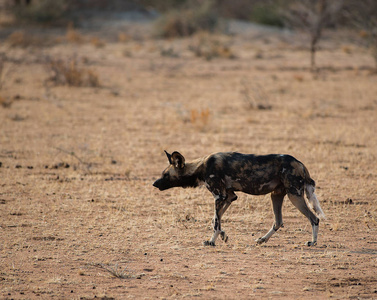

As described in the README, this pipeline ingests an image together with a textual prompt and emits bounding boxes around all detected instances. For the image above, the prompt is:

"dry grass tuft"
[190,108,210,126]
[65,22,84,44]
[6,31,27,47]
[90,37,106,48]
[0,96,12,108]
[94,263,131,279]
[154,1,220,38]
[47,57,100,87]
[5,30,52,48]
[160,47,180,58]
[188,33,236,60]
[293,74,304,82]
[91,262,145,280]
[118,32,130,43]
[10,0,67,24]
[239,79,272,110]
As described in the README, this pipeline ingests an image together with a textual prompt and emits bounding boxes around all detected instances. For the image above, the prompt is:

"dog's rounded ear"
[164,150,172,164]
[171,151,185,169]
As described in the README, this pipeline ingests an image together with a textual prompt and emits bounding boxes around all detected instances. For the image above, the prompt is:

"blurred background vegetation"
[1,0,376,68]
[0,0,374,28]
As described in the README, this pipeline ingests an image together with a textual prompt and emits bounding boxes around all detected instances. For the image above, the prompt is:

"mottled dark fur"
[153,151,325,246]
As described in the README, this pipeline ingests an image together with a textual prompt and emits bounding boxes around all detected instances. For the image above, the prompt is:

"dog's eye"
[163,173,169,179]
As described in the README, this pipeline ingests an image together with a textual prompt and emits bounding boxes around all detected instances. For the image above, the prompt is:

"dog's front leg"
[204,194,227,246]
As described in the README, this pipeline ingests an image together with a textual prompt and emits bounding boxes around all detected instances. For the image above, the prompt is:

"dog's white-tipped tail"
[305,184,326,220]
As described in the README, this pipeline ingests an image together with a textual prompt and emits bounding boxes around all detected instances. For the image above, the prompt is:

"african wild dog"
[153,151,325,246]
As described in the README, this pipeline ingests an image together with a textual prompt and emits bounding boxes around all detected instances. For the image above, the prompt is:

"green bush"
[12,0,67,24]
[250,3,285,27]
[139,0,187,12]
[154,0,221,38]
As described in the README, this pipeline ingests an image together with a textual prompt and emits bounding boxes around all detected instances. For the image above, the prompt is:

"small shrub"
[90,37,106,48]
[239,79,272,110]
[293,74,304,82]
[0,53,14,91]
[154,0,221,38]
[11,0,67,24]
[250,3,285,27]
[190,108,210,126]
[188,33,236,60]
[118,32,130,43]
[47,57,100,87]
[6,31,27,47]
[97,263,131,279]
[160,47,180,58]
[344,0,377,69]
[216,0,255,20]
[65,22,84,44]
[138,0,187,12]
[86,69,100,87]
[0,96,12,108]
[5,31,51,48]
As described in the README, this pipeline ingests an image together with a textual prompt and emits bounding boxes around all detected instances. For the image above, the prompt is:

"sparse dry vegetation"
[92,263,132,279]
[1,2,377,299]
[190,108,211,129]
[65,22,85,44]
[240,79,272,110]
[188,33,236,60]
[154,0,221,38]
[47,57,100,87]
[11,0,67,24]
[284,0,344,71]
[5,30,53,47]
[344,0,377,69]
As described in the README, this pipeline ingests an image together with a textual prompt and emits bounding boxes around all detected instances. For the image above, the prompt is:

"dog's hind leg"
[288,193,320,246]
[256,189,286,245]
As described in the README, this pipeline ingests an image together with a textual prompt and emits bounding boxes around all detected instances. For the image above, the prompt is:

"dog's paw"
[220,231,228,243]
[203,241,215,246]
[305,241,317,247]
[255,237,266,245]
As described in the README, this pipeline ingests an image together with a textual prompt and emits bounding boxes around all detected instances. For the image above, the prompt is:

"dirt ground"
[1,16,377,299]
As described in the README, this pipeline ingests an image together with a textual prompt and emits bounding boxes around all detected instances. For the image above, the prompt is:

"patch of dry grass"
[92,263,132,279]
[5,30,53,48]
[65,22,85,44]
[188,33,236,60]
[47,57,100,87]
[154,1,220,38]
[90,37,106,48]
[190,108,210,126]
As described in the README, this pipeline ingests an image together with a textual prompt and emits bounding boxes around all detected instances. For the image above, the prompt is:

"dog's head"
[153,151,186,191]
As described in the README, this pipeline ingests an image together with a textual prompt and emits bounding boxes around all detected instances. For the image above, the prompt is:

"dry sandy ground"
[1,19,377,299]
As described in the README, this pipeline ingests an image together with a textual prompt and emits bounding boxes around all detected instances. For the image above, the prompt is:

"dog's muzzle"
[153,179,162,190]
[153,178,169,191]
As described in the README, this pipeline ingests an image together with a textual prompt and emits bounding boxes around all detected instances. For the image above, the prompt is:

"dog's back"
[205,152,315,197]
